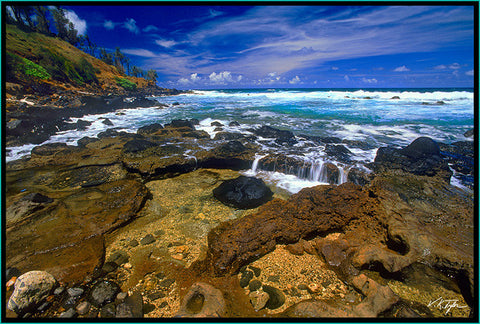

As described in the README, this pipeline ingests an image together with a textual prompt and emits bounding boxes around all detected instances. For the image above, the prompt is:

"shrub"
[115,77,137,91]
[7,52,51,80]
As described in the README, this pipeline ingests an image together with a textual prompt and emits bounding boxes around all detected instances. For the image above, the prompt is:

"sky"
[62,4,475,89]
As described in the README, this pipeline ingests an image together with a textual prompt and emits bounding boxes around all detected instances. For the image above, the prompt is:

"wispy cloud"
[122,49,157,57]
[465,70,474,76]
[124,18,139,34]
[394,65,410,72]
[104,20,115,30]
[143,25,159,33]
[155,39,177,48]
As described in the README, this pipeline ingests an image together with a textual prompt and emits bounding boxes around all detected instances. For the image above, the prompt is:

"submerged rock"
[213,176,273,209]
[87,280,121,308]
[176,282,226,317]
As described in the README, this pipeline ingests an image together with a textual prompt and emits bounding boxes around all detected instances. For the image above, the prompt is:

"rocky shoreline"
[4,94,476,319]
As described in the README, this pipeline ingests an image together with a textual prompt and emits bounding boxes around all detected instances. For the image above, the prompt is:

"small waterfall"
[338,166,348,184]
[249,154,267,174]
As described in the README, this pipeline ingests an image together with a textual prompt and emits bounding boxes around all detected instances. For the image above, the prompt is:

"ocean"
[6,88,474,193]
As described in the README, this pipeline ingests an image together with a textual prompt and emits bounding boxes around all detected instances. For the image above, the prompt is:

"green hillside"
[5,24,154,97]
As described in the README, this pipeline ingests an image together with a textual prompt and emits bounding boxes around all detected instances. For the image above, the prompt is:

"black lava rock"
[165,119,195,129]
[254,125,297,145]
[213,176,273,209]
[102,118,114,126]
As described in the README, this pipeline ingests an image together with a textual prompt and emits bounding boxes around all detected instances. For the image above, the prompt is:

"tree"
[99,48,113,65]
[130,66,144,78]
[51,7,69,41]
[33,6,50,35]
[146,69,158,85]
[66,21,79,45]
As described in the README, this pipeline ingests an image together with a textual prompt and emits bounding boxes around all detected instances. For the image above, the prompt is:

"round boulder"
[7,270,57,314]
[213,176,273,209]
[401,137,440,158]
[87,280,121,308]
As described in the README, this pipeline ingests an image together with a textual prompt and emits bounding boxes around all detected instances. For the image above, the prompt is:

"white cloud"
[465,70,474,76]
[434,64,447,70]
[122,49,157,57]
[104,20,115,30]
[344,75,350,82]
[331,66,339,70]
[289,76,301,84]
[143,25,159,32]
[190,73,201,82]
[124,18,139,34]
[209,71,234,83]
[65,10,87,35]
[155,39,177,48]
[178,77,190,85]
[449,62,461,69]
[394,65,410,72]
[237,75,243,81]
[362,77,378,84]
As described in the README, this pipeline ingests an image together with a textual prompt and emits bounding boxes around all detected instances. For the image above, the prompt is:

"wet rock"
[373,137,452,181]
[176,282,226,317]
[249,265,261,277]
[249,279,262,291]
[87,280,121,308]
[76,301,91,315]
[148,292,165,301]
[198,140,255,170]
[391,96,400,99]
[54,286,65,296]
[6,180,148,284]
[213,132,245,141]
[213,176,273,209]
[7,271,57,315]
[464,129,474,137]
[107,250,129,266]
[77,136,98,148]
[116,291,143,318]
[67,287,84,298]
[143,303,156,314]
[76,119,92,131]
[229,121,240,126]
[102,118,114,126]
[347,167,371,186]
[319,241,347,267]
[324,144,352,163]
[101,262,118,273]
[100,302,116,318]
[140,234,155,245]
[211,121,223,127]
[352,274,399,316]
[165,119,195,130]
[31,143,68,156]
[286,242,304,255]
[239,270,254,288]
[249,290,269,311]
[253,125,297,145]
[159,278,175,289]
[59,308,77,318]
[123,139,157,153]
[129,239,139,247]
[263,285,285,310]
[137,123,164,135]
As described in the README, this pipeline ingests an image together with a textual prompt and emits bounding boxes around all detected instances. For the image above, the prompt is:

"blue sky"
[63,5,475,89]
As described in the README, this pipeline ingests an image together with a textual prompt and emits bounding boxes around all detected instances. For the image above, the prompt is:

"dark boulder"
[165,119,195,130]
[213,132,245,141]
[229,121,240,127]
[464,129,474,138]
[254,125,297,145]
[31,143,68,156]
[324,144,352,163]
[373,137,452,181]
[101,118,114,126]
[76,119,92,131]
[213,176,273,209]
[77,137,98,148]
